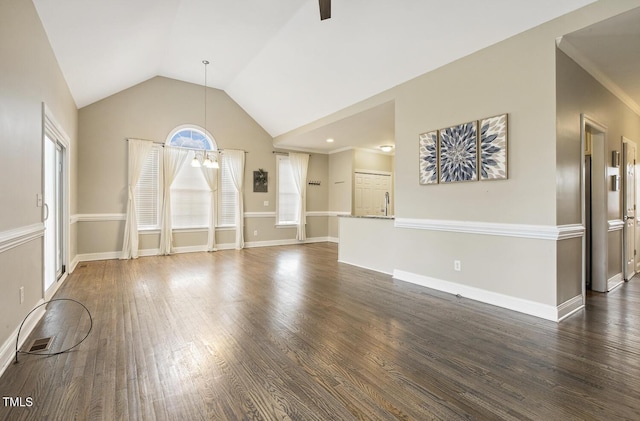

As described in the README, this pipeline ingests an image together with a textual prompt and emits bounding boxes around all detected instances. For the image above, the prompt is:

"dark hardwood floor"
[1,242,640,420]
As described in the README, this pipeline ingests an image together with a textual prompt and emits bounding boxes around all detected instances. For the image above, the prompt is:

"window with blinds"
[277,155,300,225]
[135,145,162,229]
[166,127,218,229]
[218,155,238,226]
[171,149,210,229]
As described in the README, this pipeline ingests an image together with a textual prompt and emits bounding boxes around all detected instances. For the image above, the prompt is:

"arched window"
[167,126,214,150]
[166,126,216,229]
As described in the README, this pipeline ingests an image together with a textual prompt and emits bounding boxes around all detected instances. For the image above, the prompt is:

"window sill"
[275,223,298,228]
[138,226,235,234]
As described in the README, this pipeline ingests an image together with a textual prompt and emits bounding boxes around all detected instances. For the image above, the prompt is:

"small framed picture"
[253,170,268,192]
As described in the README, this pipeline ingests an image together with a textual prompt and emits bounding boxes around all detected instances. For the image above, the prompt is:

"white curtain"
[121,139,153,259]
[200,164,218,251]
[225,149,245,249]
[159,146,189,255]
[289,152,310,241]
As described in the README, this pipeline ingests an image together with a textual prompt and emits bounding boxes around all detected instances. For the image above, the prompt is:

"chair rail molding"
[0,223,45,254]
[395,218,584,240]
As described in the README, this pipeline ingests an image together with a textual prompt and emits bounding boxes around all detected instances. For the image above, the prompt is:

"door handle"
[43,203,49,221]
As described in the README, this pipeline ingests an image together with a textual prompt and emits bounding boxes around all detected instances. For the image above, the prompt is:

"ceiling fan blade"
[319,0,331,20]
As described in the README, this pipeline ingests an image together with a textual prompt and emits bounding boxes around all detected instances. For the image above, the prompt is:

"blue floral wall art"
[419,130,438,184]
[439,122,478,183]
[479,114,508,180]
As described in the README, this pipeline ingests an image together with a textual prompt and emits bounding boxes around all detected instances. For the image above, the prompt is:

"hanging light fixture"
[191,151,201,167]
[200,60,219,169]
[203,152,215,168]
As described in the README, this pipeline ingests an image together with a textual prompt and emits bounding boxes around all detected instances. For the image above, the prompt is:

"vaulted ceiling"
[35,0,606,151]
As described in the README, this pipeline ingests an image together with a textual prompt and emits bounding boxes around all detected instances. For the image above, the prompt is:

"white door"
[44,134,65,292]
[354,172,391,216]
[623,140,637,280]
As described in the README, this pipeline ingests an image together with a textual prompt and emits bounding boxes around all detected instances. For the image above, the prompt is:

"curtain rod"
[272,151,289,155]
[125,138,164,145]
[124,139,248,153]
[219,149,248,154]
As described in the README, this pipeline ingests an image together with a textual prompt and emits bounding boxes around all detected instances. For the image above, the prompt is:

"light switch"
[264,201,269,207]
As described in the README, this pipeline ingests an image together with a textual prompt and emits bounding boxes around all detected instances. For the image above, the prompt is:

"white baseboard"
[45,272,69,302]
[244,236,330,248]
[70,255,80,273]
[393,270,560,321]
[75,237,334,263]
[608,273,624,291]
[76,251,122,262]
[557,295,584,321]
[0,300,47,378]
[328,236,339,244]
[337,259,393,276]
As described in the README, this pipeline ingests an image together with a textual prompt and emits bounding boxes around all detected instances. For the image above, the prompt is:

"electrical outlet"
[263,201,269,207]
[19,287,24,304]
[454,260,461,272]
[253,230,258,236]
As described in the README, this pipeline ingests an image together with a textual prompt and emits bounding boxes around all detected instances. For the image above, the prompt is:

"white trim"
[0,223,45,254]
[45,272,68,301]
[393,270,559,321]
[70,255,80,273]
[354,169,393,176]
[0,299,46,378]
[43,104,70,148]
[75,237,334,263]
[330,211,352,217]
[328,146,355,155]
[327,146,395,156]
[608,273,624,291]
[172,245,208,254]
[73,211,333,223]
[244,236,330,248]
[76,251,122,262]
[328,236,339,243]
[557,224,586,240]
[244,212,275,218]
[337,259,393,276]
[608,219,624,232]
[43,103,71,293]
[394,218,584,240]
[306,211,332,217]
[171,227,208,234]
[557,295,584,321]
[557,38,640,118]
[75,213,126,222]
[70,214,80,224]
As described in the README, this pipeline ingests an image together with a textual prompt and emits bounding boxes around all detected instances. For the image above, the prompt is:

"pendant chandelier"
[191,59,219,169]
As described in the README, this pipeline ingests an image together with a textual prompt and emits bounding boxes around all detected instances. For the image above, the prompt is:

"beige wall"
[354,149,393,173]
[328,150,354,213]
[77,76,329,255]
[556,48,640,301]
[328,150,354,238]
[0,0,77,352]
[328,1,640,317]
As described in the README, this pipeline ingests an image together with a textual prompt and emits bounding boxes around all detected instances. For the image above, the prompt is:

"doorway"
[623,137,637,281]
[581,115,608,295]
[43,106,69,298]
[354,171,392,216]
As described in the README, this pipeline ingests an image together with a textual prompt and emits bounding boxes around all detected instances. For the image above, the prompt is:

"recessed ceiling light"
[326,138,334,143]
[379,145,394,152]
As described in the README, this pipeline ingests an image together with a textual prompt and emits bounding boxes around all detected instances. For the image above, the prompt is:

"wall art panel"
[419,130,438,184]
[439,121,477,183]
